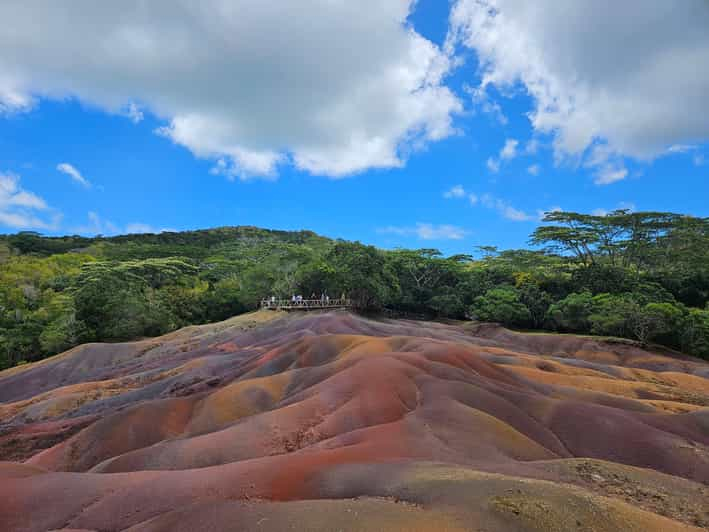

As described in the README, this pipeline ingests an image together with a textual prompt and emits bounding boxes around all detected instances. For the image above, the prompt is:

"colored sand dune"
[0,310,708,531]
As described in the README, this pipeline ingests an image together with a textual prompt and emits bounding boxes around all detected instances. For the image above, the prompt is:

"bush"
[679,308,709,359]
[546,292,594,332]
[471,287,531,327]
[588,293,639,337]
[427,293,465,319]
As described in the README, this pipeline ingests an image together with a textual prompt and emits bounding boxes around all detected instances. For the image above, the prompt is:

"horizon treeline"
[1,210,708,369]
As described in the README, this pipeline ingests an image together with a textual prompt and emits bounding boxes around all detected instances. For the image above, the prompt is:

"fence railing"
[260,298,352,310]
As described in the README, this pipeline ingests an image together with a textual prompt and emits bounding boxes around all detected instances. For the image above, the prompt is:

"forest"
[1,210,708,369]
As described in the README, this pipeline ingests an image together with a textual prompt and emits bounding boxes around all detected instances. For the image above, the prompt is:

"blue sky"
[1,1,707,255]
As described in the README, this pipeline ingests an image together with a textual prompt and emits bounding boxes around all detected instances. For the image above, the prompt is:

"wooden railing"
[260,298,352,310]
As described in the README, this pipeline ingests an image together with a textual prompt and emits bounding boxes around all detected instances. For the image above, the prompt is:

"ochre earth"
[0,311,707,531]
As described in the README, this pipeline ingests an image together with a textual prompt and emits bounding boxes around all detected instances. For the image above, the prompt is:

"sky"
[0,0,707,255]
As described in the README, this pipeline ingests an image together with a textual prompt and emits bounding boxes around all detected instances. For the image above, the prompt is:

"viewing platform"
[260,298,352,311]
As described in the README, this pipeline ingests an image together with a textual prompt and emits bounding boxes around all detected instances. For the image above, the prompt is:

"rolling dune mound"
[1,310,708,531]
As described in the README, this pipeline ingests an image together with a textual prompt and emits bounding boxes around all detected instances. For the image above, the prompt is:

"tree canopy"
[1,212,709,369]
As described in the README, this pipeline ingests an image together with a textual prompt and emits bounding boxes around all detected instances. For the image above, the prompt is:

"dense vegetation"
[1,210,708,369]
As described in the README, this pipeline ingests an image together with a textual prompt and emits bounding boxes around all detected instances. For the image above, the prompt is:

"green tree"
[517,280,553,328]
[679,308,709,359]
[546,292,595,332]
[588,294,638,337]
[325,242,398,310]
[471,287,531,327]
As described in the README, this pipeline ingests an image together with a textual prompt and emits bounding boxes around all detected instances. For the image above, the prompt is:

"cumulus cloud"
[378,223,468,240]
[449,0,709,181]
[0,172,59,229]
[527,164,540,176]
[0,1,461,179]
[57,163,91,188]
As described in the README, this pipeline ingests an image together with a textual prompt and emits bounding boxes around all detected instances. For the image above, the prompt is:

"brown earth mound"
[0,310,707,531]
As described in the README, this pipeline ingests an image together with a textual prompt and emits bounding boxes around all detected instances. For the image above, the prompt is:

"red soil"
[0,310,707,531]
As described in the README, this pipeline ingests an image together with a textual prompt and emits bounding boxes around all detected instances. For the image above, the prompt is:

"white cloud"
[57,163,91,188]
[499,138,518,160]
[74,214,175,235]
[125,222,175,234]
[0,85,33,115]
[584,144,629,185]
[125,102,144,124]
[443,184,466,199]
[497,204,532,222]
[416,223,468,240]
[378,222,468,240]
[486,157,500,173]
[527,164,540,176]
[74,211,119,236]
[525,139,540,155]
[466,85,508,125]
[536,206,562,220]
[593,202,636,217]
[441,186,479,207]
[486,137,519,173]
[667,144,696,154]
[0,172,59,229]
[477,193,533,221]
[449,185,540,222]
[449,0,709,179]
[0,1,461,180]
[125,223,156,234]
[663,144,709,167]
[594,166,628,186]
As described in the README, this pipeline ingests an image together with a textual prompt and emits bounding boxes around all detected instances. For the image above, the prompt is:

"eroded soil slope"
[0,311,708,531]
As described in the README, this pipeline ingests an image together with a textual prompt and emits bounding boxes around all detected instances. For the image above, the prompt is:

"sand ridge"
[0,310,707,531]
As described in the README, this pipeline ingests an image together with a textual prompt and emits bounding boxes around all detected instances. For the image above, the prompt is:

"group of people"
[263,293,348,308]
[291,293,330,304]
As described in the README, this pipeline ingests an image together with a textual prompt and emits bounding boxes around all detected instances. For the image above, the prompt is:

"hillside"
[1,211,709,372]
[0,310,707,531]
